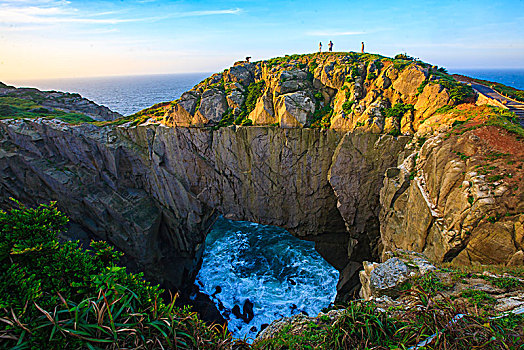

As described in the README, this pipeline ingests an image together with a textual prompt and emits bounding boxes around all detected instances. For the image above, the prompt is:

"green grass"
[485,109,524,139]
[342,100,354,114]
[0,200,234,349]
[460,290,496,306]
[253,295,524,349]
[0,96,94,124]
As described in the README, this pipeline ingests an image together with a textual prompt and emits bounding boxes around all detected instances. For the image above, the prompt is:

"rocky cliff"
[0,52,522,302]
[0,117,409,299]
[380,105,524,266]
[151,53,471,135]
[0,82,122,121]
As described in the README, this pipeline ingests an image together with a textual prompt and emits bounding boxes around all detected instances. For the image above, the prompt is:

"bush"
[0,200,232,348]
[394,53,415,61]
[342,100,354,114]
[439,80,475,104]
[384,103,414,120]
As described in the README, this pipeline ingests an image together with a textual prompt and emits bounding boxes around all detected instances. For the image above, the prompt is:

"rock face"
[0,84,122,121]
[0,116,413,299]
[156,53,459,132]
[0,119,213,292]
[0,53,522,303]
[359,250,436,300]
[380,118,524,266]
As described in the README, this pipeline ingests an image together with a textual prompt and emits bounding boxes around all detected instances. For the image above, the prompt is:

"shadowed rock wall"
[0,119,409,300]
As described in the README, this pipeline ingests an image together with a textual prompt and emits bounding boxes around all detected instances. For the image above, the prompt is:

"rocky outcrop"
[0,83,122,121]
[0,119,213,292]
[359,250,436,300]
[155,53,459,132]
[380,115,524,266]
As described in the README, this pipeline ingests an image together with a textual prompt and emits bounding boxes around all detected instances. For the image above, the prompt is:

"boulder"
[359,250,436,300]
[193,88,228,125]
[275,91,315,128]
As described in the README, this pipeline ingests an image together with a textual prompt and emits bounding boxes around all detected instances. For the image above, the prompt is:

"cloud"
[306,30,365,36]
[0,1,242,27]
[174,8,242,17]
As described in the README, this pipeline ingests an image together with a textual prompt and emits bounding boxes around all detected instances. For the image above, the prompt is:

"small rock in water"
[250,326,257,333]
[212,286,222,297]
[288,277,297,285]
[260,323,269,331]
[232,299,255,323]
[244,299,255,322]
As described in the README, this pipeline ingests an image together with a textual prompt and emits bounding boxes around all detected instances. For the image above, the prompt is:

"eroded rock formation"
[0,52,522,303]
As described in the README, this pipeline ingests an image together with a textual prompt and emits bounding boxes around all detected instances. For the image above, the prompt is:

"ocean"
[5,73,210,116]
[450,69,524,90]
[195,217,338,341]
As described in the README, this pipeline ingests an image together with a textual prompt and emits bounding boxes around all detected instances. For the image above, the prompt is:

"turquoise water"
[195,217,339,341]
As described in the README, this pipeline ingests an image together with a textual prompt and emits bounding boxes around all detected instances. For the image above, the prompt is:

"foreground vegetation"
[1,202,522,349]
[254,283,524,350]
[0,201,233,349]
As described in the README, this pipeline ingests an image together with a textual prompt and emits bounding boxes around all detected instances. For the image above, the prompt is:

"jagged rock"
[0,84,122,121]
[226,90,245,113]
[359,250,436,300]
[249,90,277,125]
[414,83,450,121]
[392,65,427,103]
[380,125,524,266]
[256,309,345,341]
[274,69,311,95]
[275,91,315,127]
[224,63,254,85]
[193,88,227,125]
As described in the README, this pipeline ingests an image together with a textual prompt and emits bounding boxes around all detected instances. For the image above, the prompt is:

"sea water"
[451,69,524,90]
[195,217,339,341]
[6,73,209,116]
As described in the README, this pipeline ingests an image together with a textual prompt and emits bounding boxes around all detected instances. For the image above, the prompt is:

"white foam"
[195,217,339,341]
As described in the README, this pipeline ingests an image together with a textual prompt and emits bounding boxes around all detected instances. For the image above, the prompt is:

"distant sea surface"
[450,69,524,90]
[7,73,210,116]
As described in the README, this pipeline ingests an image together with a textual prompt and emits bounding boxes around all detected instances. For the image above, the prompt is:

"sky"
[1,0,523,80]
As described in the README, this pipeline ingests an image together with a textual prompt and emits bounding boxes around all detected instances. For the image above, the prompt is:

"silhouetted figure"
[246,56,251,62]
[328,40,333,52]
[319,42,322,53]
[361,41,365,53]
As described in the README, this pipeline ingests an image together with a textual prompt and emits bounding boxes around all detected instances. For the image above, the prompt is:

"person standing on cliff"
[361,41,365,53]
[319,42,322,53]
[328,41,333,52]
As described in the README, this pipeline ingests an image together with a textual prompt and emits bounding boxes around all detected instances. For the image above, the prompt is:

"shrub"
[384,103,414,120]
[439,80,475,104]
[245,81,265,114]
[0,200,231,348]
[342,100,354,114]
[394,53,415,61]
